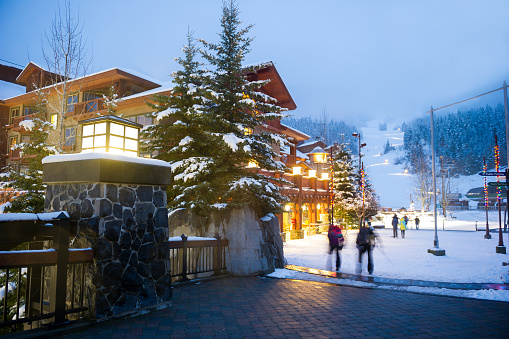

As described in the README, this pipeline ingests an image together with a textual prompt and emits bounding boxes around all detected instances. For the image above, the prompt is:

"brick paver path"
[60,277,509,338]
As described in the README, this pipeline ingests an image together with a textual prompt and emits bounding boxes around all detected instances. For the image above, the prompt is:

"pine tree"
[331,143,357,225]
[1,89,56,213]
[189,0,288,217]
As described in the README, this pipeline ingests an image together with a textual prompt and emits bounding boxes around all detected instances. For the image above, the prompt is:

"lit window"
[244,127,253,135]
[50,114,58,127]
[8,136,17,152]
[127,115,153,127]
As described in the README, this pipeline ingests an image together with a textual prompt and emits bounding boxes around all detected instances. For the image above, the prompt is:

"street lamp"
[352,133,367,226]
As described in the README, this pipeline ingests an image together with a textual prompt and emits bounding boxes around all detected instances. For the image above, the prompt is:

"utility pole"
[441,156,446,218]
[428,106,445,256]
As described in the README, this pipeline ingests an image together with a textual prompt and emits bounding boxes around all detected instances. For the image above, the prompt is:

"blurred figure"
[328,224,344,271]
[356,224,378,275]
[391,214,399,238]
[415,216,420,229]
[399,217,407,238]
[403,215,409,229]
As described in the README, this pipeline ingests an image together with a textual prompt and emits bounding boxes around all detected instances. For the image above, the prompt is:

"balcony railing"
[11,113,40,130]
[69,98,105,117]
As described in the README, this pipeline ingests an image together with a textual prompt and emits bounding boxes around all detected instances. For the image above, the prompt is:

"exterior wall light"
[308,169,317,177]
[78,115,142,157]
[293,166,303,175]
[246,160,258,168]
[284,204,291,211]
[316,203,321,210]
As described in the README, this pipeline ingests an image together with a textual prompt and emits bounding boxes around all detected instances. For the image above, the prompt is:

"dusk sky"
[2,0,509,126]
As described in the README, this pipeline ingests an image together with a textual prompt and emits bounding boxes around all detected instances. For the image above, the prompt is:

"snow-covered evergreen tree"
[103,84,121,116]
[194,0,288,216]
[331,143,357,225]
[1,89,56,212]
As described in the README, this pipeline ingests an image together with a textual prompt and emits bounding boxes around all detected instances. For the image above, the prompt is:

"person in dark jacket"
[415,216,420,229]
[356,224,378,275]
[391,214,399,238]
[328,224,344,271]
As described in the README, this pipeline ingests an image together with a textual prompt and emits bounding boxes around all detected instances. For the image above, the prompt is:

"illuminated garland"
[361,165,365,204]
[484,157,488,207]
[495,143,501,201]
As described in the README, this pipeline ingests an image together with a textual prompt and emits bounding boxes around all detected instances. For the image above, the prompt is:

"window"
[64,127,76,147]
[50,114,58,127]
[22,136,31,144]
[9,107,20,124]
[8,136,17,153]
[66,94,78,113]
[127,115,153,127]
[83,92,102,112]
[23,106,35,116]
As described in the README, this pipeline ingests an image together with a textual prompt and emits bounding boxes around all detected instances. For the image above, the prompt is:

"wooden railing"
[12,113,40,129]
[70,98,104,117]
[0,212,93,332]
[168,235,229,283]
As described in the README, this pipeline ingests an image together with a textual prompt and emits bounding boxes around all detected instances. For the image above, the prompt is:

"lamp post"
[352,133,366,226]
[428,106,445,256]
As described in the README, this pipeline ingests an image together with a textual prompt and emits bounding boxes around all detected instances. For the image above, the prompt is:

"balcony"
[11,113,40,132]
[68,98,106,120]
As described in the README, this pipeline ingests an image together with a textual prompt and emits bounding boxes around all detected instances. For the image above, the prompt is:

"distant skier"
[356,224,378,275]
[328,224,345,271]
[391,214,399,238]
[399,217,407,238]
[415,216,420,230]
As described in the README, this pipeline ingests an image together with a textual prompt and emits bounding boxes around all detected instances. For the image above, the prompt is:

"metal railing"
[0,213,93,332]
[168,235,229,283]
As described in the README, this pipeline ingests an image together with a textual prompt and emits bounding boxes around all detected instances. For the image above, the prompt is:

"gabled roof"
[245,61,297,110]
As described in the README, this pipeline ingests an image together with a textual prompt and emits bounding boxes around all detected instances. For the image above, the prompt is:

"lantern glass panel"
[109,148,124,155]
[82,137,93,148]
[110,123,125,136]
[95,122,107,135]
[83,124,94,137]
[125,150,137,157]
[110,135,124,148]
[94,147,106,153]
[94,135,106,147]
[125,139,138,151]
[125,126,138,139]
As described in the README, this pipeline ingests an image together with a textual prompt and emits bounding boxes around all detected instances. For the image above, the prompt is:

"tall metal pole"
[495,135,506,253]
[484,156,491,239]
[431,107,438,248]
[504,81,509,238]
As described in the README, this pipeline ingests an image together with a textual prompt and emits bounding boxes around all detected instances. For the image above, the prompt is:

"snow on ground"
[361,121,413,209]
[267,210,509,302]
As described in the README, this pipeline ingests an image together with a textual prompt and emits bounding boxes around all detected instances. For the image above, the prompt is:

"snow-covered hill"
[360,120,483,210]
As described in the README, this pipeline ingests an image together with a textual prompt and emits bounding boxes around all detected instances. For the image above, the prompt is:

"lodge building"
[0,61,332,236]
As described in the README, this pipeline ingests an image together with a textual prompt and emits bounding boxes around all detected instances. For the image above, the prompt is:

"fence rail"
[168,235,229,283]
[0,213,93,332]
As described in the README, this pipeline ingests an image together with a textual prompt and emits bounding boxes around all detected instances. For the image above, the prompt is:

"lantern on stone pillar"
[78,115,142,157]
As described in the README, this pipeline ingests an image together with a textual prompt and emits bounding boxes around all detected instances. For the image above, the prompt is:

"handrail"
[0,248,93,268]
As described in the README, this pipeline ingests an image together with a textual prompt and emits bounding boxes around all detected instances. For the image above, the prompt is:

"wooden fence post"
[214,235,221,275]
[49,214,70,325]
[181,234,189,282]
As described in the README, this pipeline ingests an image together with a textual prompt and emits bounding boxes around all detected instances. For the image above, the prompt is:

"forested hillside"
[403,104,507,175]
[282,116,359,152]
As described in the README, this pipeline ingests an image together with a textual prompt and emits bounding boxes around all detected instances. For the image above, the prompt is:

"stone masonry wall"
[44,183,172,319]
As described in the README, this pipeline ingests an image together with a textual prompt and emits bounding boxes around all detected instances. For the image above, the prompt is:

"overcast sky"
[2,0,509,126]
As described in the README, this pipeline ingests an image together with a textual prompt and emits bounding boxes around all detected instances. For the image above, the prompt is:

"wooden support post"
[49,215,70,326]
[214,235,222,275]
[181,234,189,282]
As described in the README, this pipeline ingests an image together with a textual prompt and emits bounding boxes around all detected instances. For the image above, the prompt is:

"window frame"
[66,94,79,113]
[9,107,20,124]
[64,126,77,147]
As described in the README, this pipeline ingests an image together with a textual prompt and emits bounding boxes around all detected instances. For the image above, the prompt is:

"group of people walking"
[327,221,379,275]
[391,214,419,238]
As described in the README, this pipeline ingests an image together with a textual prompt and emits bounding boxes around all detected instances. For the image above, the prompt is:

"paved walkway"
[46,276,509,338]
[285,265,509,290]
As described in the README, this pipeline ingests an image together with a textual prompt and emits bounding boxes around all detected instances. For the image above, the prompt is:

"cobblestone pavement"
[59,277,509,338]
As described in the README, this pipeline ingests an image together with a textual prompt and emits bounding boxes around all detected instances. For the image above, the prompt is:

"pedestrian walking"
[328,224,344,271]
[415,216,420,229]
[403,215,409,229]
[355,224,378,275]
[391,214,399,238]
[399,217,407,238]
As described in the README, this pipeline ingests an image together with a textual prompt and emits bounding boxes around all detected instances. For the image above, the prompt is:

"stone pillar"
[42,153,172,319]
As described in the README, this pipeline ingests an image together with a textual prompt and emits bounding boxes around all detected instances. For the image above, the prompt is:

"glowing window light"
[321,172,329,180]
[316,203,321,210]
[246,160,258,168]
[293,167,303,175]
[308,169,316,177]
[78,115,142,157]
